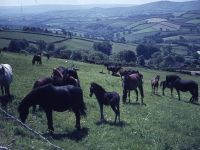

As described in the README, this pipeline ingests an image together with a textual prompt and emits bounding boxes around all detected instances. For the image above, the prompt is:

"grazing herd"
[0,61,199,133]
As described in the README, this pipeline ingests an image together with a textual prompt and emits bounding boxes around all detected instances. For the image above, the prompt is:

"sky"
[0,0,194,6]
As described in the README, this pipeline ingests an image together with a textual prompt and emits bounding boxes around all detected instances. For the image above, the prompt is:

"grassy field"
[0,31,64,43]
[0,31,136,53]
[0,52,200,150]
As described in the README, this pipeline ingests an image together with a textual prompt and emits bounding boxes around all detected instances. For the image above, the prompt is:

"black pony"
[122,73,144,104]
[90,82,120,123]
[32,55,42,65]
[18,84,86,131]
[173,78,198,102]
[161,75,181,96]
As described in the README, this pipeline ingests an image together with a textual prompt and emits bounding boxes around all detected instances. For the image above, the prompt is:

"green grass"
[163,35,200,41]
[0,31,64,43]
[0,52,200,150]
[0,39,10,48]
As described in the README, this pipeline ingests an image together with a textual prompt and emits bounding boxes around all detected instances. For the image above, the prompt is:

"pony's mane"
[91,82,106,93]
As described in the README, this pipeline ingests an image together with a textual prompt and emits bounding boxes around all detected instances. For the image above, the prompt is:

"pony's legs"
[75,111,81,129]
[110,104,119,124]
[135,89,138,102]
[162,86,165,96]
[117,103,120,123]
[171,87,173,97]
[99,104,104,120]
[5,85,10,96]
[122,90,127,104]
[128,90,131,103]
[32,105,36,113]
[176,89,180,101]
[1,86,4,95]
[45,109,54,132]
[138,85,144,104]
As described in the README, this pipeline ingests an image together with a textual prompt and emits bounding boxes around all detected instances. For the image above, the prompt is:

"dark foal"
[18,84,86,132]
[90,82,120,123]
[151,75,160,95]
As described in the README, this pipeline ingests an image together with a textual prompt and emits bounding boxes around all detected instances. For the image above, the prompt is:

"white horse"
[0,64,13,95]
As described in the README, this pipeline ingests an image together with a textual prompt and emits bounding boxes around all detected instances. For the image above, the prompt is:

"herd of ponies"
[0,60,199,132]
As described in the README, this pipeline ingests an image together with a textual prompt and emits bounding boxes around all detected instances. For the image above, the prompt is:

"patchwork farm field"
[0,52,200,150]
[0,31,136,53]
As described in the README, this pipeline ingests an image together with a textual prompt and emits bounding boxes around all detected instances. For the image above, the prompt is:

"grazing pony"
[173,78,198,102]
[32,55,42,65]
[0,64,13,96]
[90,82,120,123]
[104,64,121,75]
[18,84,86,131]
[161,75,181,96]
[122,72,144,104]
[151,75,160,95]
[32,75,79,112]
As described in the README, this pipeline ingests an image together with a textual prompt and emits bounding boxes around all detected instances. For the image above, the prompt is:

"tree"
[136,44,160,59]
[8,39,29,52]
[93,41,112,55]
[36,40,46,51]
[138,55,145,66]
[111,50,136,63]
[47,43,55,51]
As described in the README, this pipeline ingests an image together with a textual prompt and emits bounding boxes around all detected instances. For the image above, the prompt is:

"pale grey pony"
[0,64,13,96]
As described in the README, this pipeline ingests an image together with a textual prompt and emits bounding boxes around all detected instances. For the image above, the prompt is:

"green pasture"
[0,31,65,43]
[0,52,200,150]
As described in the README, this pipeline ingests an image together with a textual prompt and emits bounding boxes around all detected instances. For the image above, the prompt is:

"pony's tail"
[139,85,144,99]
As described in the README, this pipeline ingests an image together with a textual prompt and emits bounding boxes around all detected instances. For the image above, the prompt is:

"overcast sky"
[0,0,194,6]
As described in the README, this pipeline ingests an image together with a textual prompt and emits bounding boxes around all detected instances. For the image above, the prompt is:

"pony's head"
[90,82,105,97]
[18,102,29,123]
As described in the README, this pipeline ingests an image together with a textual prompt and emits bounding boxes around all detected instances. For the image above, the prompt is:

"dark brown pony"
[90,82,120,123]
[151,75,160,95]
[18,84,86,132]
[32,75,79,112]
[32,55,42,65]
[173,78,198,102]
[122,73,144,104]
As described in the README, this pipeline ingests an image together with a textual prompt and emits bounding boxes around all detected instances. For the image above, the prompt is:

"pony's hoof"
[47,129,54,134]
[76,125,81,130]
